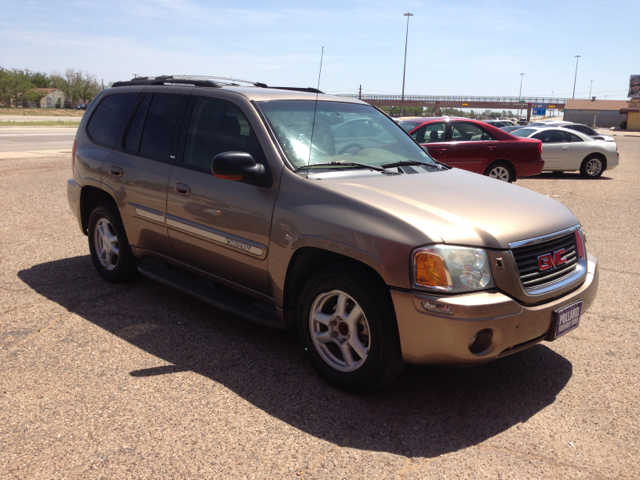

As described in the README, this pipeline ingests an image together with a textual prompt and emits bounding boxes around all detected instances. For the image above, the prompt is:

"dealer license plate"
[553,300,583,339]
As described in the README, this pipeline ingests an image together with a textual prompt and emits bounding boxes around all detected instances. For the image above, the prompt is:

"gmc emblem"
[538,249,567,271]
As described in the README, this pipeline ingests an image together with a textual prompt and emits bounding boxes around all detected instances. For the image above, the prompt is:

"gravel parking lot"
[1,136,638,479]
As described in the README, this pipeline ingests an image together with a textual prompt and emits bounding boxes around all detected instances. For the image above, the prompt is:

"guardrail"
[338,94,566,104]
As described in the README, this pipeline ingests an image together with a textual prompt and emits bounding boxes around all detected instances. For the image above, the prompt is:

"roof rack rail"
[111,75,324,93]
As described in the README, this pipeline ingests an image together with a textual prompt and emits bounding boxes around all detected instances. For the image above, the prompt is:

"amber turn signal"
[415,252,450,288]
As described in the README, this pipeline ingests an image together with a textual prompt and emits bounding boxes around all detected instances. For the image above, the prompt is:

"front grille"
[511,232,578,290]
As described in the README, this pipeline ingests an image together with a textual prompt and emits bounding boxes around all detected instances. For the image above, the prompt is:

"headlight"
[413,245,494,293]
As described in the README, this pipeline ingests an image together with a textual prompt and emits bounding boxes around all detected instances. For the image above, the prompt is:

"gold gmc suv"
[67,76,599,392]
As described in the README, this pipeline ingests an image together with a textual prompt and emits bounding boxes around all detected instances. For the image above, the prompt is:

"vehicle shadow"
[525,172,613,180]
[19,256,573,458]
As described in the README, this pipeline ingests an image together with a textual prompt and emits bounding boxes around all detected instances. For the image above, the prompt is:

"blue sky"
[1,0,638,100]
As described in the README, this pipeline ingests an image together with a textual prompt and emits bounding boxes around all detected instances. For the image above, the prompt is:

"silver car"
[511,127,619,178]
[543,121,616,142]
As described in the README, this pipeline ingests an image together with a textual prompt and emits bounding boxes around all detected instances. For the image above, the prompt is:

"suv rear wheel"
[88,203,137,282]
[297,265,404,392]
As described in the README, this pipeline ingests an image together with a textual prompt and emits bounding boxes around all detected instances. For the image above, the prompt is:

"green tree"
[0,69,34,107]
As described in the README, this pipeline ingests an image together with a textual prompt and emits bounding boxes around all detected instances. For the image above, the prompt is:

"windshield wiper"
[381,160,440,169]
[297,161,387,172]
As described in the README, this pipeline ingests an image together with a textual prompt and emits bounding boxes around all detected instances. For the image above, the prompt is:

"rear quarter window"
[86,93,139,148]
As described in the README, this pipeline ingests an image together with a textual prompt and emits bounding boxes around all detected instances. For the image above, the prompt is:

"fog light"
[422,301,454,315]
[468,329,493,355]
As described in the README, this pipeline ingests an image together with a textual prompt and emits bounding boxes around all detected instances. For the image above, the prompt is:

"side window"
[183,97,266,172]
[451,122,495,142]
[569,133,583,142]
[138,94,185,162]
[532,130,569,143]
[87,93,139,148]
[124,94,150,153]
[423,123,446,143]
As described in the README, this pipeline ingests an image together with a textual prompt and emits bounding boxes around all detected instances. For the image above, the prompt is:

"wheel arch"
[583,151,607,169]
[485,159,517,181]
[281,246,390,328]
[80,186,117,235]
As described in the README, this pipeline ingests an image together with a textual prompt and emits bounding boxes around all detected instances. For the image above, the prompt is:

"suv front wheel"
[88,203,137,282]
[297,265,404,393]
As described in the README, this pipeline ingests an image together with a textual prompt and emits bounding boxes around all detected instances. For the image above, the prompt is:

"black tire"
[484,161,515,183]
[580,155,605,179]
[297,265,404,393]
[87,203,137,283]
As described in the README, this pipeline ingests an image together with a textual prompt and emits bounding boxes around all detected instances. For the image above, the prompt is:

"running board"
[137,259,283,329]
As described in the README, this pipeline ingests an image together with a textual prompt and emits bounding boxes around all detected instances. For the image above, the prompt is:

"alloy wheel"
[309,289,371,372]
[489,166,511,182]
[585,158,603,177]
[94,218,119,270]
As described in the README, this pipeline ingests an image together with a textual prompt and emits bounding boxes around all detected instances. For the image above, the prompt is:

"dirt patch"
[0,107,85,117]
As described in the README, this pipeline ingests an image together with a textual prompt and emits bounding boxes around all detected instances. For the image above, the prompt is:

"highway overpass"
[338,94,567,121]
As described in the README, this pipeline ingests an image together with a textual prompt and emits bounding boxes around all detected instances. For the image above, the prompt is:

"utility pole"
[572,55,581,99]
[518,73,524,118]
[400,12,413,117]
[359,84,362,100]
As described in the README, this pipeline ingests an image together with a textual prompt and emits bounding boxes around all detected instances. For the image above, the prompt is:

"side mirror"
[211,151,265,181]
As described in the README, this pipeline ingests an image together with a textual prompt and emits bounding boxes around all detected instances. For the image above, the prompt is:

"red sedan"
[399,117,543,182]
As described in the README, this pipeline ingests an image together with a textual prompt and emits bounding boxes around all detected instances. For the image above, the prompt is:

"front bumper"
[392,253,598,365]
[66,178,83,232]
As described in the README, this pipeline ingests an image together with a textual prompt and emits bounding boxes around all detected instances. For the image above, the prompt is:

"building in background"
[36,88,70,108]
[562,99,628,127]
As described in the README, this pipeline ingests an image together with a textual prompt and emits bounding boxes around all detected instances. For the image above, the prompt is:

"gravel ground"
[1,138,638,479]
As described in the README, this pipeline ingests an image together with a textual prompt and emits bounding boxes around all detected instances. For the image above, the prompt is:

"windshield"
[510,128,536,137]
[257,101,436,170]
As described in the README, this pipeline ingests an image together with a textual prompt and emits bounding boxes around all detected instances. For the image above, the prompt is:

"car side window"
[569,133,583,142]
[138,94,185,162]
[87,93,139,148]
[412,123,446,143]
[183,97,266,172]
[451,122,495,142]
[123,94,151,153]
[532,130,569,143]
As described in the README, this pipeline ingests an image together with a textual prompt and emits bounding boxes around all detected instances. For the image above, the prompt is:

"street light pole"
[400,12,413,117]
[589,80,593,98]
[518,73,524,117]
[572,55,581,99]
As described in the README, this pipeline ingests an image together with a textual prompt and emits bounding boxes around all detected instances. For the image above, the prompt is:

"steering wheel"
[338,143,364,155]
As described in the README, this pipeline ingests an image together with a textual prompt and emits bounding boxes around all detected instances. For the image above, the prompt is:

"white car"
[543,121,616,142]
[510,127,619,178]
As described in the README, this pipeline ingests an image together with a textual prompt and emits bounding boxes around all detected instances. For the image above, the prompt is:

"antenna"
[306,46,324,176]
[317,46,324,90]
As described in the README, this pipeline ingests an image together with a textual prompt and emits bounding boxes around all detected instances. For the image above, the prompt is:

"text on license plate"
[555,300,583,338]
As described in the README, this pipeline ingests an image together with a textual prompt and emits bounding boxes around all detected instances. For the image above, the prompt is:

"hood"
[318,168,578,249]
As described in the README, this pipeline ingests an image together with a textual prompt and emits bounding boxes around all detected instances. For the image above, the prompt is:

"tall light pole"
[589,80,593,98]
[518,73,524,117]
[400,12,413,117]
[572,55,581,99]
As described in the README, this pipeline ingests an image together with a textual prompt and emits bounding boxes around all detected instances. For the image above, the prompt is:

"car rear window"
[87,93,139,148]
[510,128,536,137]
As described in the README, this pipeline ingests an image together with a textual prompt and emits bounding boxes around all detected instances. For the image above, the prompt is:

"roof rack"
[112,75,323,93]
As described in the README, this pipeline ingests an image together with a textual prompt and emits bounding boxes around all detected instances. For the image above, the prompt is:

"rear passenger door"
[447,121,500,173]
[165,95,278,296]
[100,91,188,258]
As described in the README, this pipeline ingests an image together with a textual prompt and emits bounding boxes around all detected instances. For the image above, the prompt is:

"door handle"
[174,183,191,196]
[108,166,123,177]
[436,148,447,154]
[487,146,497,150]
[562,146,569,150]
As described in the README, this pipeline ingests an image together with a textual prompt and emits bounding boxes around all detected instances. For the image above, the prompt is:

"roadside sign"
[532,103,547,115]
